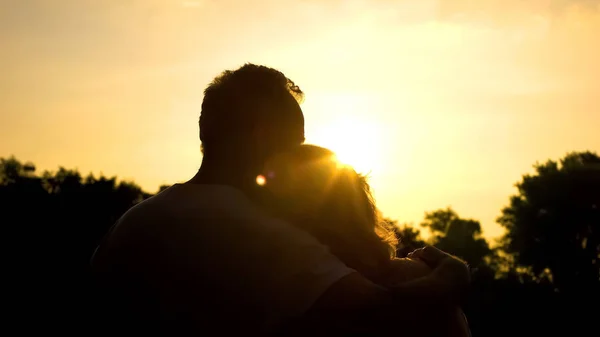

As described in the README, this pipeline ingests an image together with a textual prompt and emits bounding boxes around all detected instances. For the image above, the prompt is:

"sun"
[307,116,383,174]
[303,93,386,174]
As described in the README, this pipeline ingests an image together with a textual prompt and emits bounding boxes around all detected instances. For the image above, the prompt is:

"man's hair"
[199,63,305,155]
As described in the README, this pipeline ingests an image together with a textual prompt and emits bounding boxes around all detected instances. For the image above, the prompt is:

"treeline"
[2,151,599,336]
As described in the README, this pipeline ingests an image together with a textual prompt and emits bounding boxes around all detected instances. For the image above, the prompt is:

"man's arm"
[295,248,470,337]
[150,204,466,336]
[293,273,443,336]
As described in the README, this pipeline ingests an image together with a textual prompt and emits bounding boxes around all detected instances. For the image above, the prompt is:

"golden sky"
[2,0,599,239]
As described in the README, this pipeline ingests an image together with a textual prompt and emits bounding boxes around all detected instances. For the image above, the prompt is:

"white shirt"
[91,183,354,335]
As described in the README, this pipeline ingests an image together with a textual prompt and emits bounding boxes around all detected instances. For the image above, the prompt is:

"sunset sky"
[2,0,599,239]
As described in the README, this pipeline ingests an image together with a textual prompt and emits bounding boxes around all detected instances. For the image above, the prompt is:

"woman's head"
[259,144,397,280]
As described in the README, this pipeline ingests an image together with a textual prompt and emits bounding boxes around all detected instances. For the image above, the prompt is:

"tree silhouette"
[385,219,427,257]
[1,156,28,183]
[420,207,493,269]
[3,152,598,336]
[497,151,600,296]
[1,157,153,331]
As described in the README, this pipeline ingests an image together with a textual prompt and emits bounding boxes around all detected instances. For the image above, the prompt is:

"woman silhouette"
[258,144,470,337]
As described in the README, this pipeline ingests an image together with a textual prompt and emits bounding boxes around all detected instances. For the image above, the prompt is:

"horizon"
[2,0,599,240]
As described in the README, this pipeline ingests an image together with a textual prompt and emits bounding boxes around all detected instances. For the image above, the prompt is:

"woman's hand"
[405,247,472,337]
[408,246,471,301]
[382,257,431,285]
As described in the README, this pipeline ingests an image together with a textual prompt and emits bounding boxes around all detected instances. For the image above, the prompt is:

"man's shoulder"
[123,183,255,219]
[116,184,331,250]
[98,184,268,260]
[112,183,275,239]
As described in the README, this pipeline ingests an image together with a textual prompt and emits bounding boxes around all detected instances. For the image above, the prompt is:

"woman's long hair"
[261,144,397,282]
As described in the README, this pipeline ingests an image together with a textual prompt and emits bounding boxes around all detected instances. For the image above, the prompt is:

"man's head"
[199,64,305,168]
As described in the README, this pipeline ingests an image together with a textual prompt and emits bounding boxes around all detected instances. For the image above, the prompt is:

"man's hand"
[408,246,471,301]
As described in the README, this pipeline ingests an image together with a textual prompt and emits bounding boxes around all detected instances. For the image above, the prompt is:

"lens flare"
[256,175,266,186]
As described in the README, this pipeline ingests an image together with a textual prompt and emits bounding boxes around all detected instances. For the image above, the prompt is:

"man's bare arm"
[295,247,471,337]
[293,274,451,336]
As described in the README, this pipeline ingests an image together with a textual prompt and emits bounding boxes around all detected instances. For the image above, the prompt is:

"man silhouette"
[91,64,469,336]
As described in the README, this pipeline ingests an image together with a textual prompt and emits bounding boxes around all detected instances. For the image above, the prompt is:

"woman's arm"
[380,257,432,285]
[381,252,472,337]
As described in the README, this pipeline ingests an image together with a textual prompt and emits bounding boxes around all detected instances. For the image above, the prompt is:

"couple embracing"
[91,64,471,336]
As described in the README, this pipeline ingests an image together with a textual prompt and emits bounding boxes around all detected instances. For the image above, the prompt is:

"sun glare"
[256,175,266,186]
[304,93,386,174]
[308,116,383,174]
